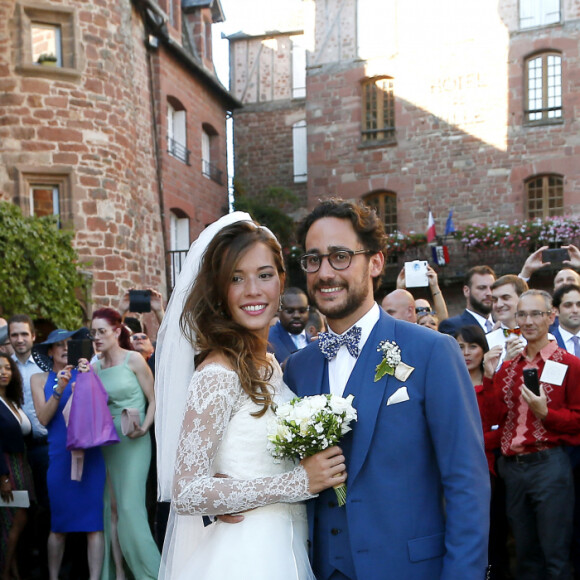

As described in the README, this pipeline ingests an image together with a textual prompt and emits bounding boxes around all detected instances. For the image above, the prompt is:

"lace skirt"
[160,502,315,580]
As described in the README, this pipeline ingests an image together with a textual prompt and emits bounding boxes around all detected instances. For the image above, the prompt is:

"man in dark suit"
[268,287,311,365]
[438,265,495,336]
[552,284,580,354]
[284,200,490,580]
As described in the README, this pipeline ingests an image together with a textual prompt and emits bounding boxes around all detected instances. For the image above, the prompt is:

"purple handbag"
[66,367,120,451]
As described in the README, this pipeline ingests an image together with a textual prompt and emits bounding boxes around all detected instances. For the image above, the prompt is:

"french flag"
[426,210,436,243]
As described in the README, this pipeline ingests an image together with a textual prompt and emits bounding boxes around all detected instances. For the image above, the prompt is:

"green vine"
[0,202,86,327]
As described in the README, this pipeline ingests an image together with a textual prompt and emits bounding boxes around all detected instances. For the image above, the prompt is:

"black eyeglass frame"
[299,249,374,273]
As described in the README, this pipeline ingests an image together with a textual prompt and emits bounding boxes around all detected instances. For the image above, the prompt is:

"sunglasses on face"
[131,334,148,340]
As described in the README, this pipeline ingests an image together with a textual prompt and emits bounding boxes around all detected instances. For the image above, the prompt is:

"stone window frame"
[525,174,564,219]
[363,191,398,234]
[360,76,396,146]
[524,50,563,125]
[13,2,81,80]
[14,166,74,229]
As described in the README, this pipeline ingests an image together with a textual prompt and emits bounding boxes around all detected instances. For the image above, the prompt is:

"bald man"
[381,289,417,323]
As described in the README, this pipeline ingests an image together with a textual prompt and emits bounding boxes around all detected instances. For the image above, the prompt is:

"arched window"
[363,191,397,233]
[525,52,562,123]
[525,174,564,219]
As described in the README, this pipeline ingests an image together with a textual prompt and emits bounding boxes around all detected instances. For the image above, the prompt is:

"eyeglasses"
[89,328,112,339]
[131,334,148,340]
[514,311,551,321]
[280,307,309,316]
[299,249,373,273]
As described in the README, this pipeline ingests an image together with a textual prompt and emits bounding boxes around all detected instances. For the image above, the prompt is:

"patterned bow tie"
[318,326,362,360]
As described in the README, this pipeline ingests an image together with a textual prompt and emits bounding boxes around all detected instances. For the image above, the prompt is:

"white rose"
[307,395,328,412]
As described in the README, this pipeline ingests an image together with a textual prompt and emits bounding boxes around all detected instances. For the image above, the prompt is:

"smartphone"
[67,338,93,367]
[542,248,570,263]
[129,289,151,313]
[404,260,429,288]
[523,368,540,396]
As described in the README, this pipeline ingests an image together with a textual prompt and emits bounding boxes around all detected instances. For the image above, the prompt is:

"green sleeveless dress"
[94,353,160,580]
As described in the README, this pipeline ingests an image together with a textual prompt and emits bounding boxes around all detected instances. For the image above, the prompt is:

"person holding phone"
[482,290,580,579]
[30,329,106,580]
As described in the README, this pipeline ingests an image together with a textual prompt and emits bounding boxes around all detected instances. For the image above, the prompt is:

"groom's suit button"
[328,500,337,508]
[331,528,341,535]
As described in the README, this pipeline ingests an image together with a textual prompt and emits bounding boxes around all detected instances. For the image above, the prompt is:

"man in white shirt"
[486,275,529,365]
[284,199,490,580]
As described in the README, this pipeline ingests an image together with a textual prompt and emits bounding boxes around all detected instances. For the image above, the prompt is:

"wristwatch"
[52,385,62,400]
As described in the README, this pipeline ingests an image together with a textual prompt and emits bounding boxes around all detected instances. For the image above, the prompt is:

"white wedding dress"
[159,358,316,580]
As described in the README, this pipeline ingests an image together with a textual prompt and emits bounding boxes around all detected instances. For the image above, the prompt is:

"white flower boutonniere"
[374,340,415,382]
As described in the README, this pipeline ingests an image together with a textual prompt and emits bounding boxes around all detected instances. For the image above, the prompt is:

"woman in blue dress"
[31,329,106,580]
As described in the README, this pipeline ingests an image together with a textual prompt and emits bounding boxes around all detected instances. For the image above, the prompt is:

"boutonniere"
[374,340,415,382]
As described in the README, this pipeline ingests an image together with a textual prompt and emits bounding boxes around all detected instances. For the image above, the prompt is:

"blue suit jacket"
[284,310,490,580]
[551,324,566,349]
[268,321,309,365]
[438,309,481,336]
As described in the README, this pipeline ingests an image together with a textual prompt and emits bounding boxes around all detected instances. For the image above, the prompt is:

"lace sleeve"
[172,365,314,516]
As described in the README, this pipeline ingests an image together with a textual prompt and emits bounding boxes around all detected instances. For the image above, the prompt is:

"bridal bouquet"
[267,394,357,506]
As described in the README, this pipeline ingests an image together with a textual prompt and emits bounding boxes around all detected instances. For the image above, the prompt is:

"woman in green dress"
[91,308,160,580]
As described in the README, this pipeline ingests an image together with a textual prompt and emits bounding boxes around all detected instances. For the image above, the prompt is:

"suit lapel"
[292,344,328,397]
[343,310,395,485]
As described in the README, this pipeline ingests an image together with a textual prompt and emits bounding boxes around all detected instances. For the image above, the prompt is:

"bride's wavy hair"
[180,220,286,416]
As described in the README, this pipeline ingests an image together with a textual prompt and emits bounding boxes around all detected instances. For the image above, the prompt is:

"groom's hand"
[214,473,245,524]
[302,446,346,494]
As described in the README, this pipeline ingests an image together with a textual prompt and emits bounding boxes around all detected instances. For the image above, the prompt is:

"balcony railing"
[167,137,190,165]
[202,159,223,185]
[167,249,188,290]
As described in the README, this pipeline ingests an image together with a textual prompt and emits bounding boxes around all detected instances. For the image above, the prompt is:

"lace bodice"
[173,359,314,516]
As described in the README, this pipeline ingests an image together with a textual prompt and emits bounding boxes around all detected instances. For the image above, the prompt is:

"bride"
[155,213,346,579]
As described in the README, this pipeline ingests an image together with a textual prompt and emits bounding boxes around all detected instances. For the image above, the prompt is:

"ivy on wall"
[0,202,86,327]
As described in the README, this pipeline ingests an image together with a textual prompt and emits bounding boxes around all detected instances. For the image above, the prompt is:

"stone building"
[0,0,238,326]
[229,0,580,239]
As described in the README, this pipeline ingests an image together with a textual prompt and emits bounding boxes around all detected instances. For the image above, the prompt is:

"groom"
[284,200,490,580]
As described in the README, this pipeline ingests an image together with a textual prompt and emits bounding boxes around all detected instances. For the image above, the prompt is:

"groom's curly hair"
[297,198,387,291]
[180,220,286,417]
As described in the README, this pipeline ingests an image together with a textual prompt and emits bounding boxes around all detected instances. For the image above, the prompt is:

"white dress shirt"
[289,331,309,350]
[558,326,580,356]
[328,303,381,397]
[466,309,494,333]
[12,354,46,438]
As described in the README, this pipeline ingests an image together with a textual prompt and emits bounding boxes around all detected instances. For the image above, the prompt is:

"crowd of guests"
[1,240,580,579]
[0,290,164,580]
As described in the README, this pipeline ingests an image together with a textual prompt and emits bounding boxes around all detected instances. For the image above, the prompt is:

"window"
[201,124,222,184]
[167,98,189,164]
[292,120,307,183]
[364,191,397,233]
[168,210,190,288]
[15,3,80,78]
[361,77,395,142]
[525,52,562,123]
[525,174,564,218]
[31,23,62,66]
[31,184,59,218]
[519,0,560,29]
[14,166,73,228]
[292,38,307,99]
